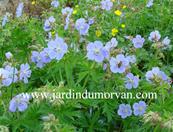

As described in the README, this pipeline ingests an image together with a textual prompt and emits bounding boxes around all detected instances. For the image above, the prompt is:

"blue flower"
[16,2,24,17]
[62,7,73,15]
[2,65,18,86]
[103,63,107,71]
[9,94,30,112]
[62,7,73,30]
[19,63,32,84]
[118,104,132,119]
[101,0,113,11]
[125,73,139,89]
[88,18,94,25]
[47,36,68,61]
[75,18,90,35]
[110,54,129,73]
[2,14,8,27]
[133,101,147,116]
[105,38,118,51]
[44,16,56,32]
[40,48,52,64]
[0,68,8,87]
[148,30,161,42]
[132,35,145,48]
[64,16,70,30]
[145,67,170,84]
[103,38,118,59]
[44,20,52,31]
[162,37,171,47]
[5,52,13,60]
[87,41,107,63]
[146,0,154,8]
[31,51,45,68]
[51,0,59,8]
[126,55,136,64]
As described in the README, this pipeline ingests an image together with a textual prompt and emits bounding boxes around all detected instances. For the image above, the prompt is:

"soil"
[0,0,20,16]
[0,0,53,17]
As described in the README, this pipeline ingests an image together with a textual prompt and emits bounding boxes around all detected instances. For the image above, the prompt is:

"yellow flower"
[112,28,118,36]
[112,0,115,2]
[96,30,102,37]
[122,5,127,9]
[114,10,122,16]
[51,31,55,36]
[121,24,126,28]
[73,9,78,15]
[31,1,36,5]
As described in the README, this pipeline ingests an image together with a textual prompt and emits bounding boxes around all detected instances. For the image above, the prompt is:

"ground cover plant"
[0,0,173,131]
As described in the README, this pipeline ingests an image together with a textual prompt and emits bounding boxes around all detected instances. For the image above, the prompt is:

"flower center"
[23,70,27,74]
[118,61,122,68]
[15,98,21,104]
[37,56,41,61]
[94,48,100,54]
[129,78,134,83]
[56,47,61,52]
[80,25,85,30]
[123,108,128,113]
[138,106,143,112]
[153,74,162,83]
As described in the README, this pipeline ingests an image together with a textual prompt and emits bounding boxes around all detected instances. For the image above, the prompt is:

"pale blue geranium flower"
[126,55,136,64]
[101,0,113,11]
[9,94,30,112]
[75,18,90,35]
[110,54,129,73]
[31,51,45,68]
[104,38,118,59]
[62,7,73,30]
[64,16,70,30]
[16,2,24,17]
[2,65,18,86]
[44,19,52,31]
[47,36,68,61]
[88,18,94,25]
[44,16,56,32]
[62,7,73,15]
[148,30,161,42]
[5,52,13,59]
[133,101,147,116]
[51,0,59,8]
[105,38,118,51]
[146,0,154,8]
[103,63,107,71]
[40,48,52,64]
[118,104,132,119]
[132,35,145,48]
[2,14,8,27]
[145,67,169,84]
[0,68,8,87]
[125,73,139,89]
[19,63,32,84]
[87,41,107,63]
[162,37,171,47]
